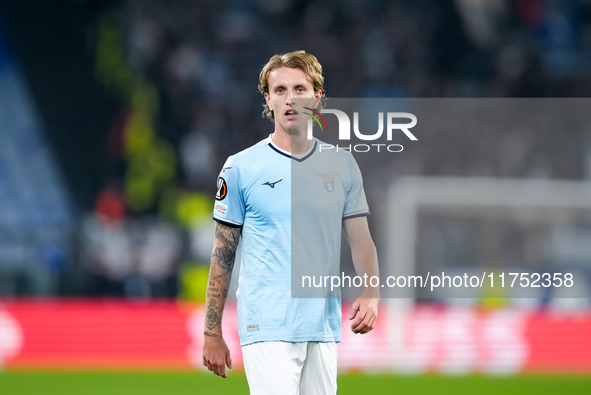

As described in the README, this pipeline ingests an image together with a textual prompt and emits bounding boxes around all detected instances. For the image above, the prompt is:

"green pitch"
[0,370,590,395]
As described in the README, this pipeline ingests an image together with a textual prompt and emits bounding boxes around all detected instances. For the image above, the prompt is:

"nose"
[285,89,293,104]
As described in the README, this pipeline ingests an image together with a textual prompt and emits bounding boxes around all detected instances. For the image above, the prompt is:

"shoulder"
[224,138,269,167]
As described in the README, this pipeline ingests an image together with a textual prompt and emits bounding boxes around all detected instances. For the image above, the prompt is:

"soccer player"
[202,50,379,394]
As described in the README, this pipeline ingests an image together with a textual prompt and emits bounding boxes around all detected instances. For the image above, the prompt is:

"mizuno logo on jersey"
[315,172,340,192]
[262,179,283,188]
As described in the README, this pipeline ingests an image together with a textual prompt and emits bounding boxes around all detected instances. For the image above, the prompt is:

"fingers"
[218,364,227,378]
[203,340,232,378]
[349,300,360,320]
[356,314,376,334]
[350,309,367,333]
[350,300,378,334]
[203,353,230,378]
[352,315,375,334]
[204,358,228,378]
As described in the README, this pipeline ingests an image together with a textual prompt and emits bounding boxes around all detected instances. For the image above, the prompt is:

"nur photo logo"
[305,106,418,153]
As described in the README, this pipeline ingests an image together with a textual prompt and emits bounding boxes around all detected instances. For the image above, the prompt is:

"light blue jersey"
[213,136,369,346]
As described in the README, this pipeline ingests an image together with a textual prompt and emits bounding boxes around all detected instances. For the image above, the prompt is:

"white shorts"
[242,341,338,395]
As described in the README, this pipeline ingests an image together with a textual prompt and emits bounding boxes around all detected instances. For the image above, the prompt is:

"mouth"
[285,109,298,118]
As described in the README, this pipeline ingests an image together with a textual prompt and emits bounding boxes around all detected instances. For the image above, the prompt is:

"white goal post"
[386,176,591,299]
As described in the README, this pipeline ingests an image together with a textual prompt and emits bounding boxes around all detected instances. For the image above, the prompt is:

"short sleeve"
[212,156,245,227]
[343,155,370,219]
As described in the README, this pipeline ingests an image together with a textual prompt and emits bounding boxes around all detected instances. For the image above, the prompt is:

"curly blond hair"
[258,50,325,120]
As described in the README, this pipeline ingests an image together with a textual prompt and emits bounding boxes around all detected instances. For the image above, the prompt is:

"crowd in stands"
[123,0,591,183]
[84,0,591,299]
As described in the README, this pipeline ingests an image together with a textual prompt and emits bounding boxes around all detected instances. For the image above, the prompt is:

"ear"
[313,91,322,108]
[264,92,272,111]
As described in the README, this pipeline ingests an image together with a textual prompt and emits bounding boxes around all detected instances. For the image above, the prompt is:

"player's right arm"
[202,221,241,378]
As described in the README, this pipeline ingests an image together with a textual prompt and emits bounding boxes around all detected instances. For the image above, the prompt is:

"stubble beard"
[285,119,307,136]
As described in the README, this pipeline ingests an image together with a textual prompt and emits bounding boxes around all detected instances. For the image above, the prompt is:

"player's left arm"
[343,215,380,334]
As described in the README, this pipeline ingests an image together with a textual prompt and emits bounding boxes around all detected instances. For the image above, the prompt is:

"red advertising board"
[0,300,590,373]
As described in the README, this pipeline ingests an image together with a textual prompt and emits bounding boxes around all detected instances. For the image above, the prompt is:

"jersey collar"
[267,135,317,162]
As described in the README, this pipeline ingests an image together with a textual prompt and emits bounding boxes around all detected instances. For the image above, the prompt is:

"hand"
[349,295,379,334]
[203,335,233,378]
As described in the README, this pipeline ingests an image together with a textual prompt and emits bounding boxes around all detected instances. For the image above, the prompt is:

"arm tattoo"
[205,298,221,333]
[212,224,240,275]
[204,223,241,336]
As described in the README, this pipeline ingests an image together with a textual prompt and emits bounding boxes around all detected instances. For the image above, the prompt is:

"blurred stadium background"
[1,0,591,393]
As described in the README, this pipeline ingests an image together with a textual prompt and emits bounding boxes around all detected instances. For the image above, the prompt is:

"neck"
[271,129,313,155]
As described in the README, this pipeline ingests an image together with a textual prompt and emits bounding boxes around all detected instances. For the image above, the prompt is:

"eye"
[276,87,285,93]
[296,87,305,93]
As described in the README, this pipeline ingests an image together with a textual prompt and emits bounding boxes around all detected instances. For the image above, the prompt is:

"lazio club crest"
[315,172,341,192]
